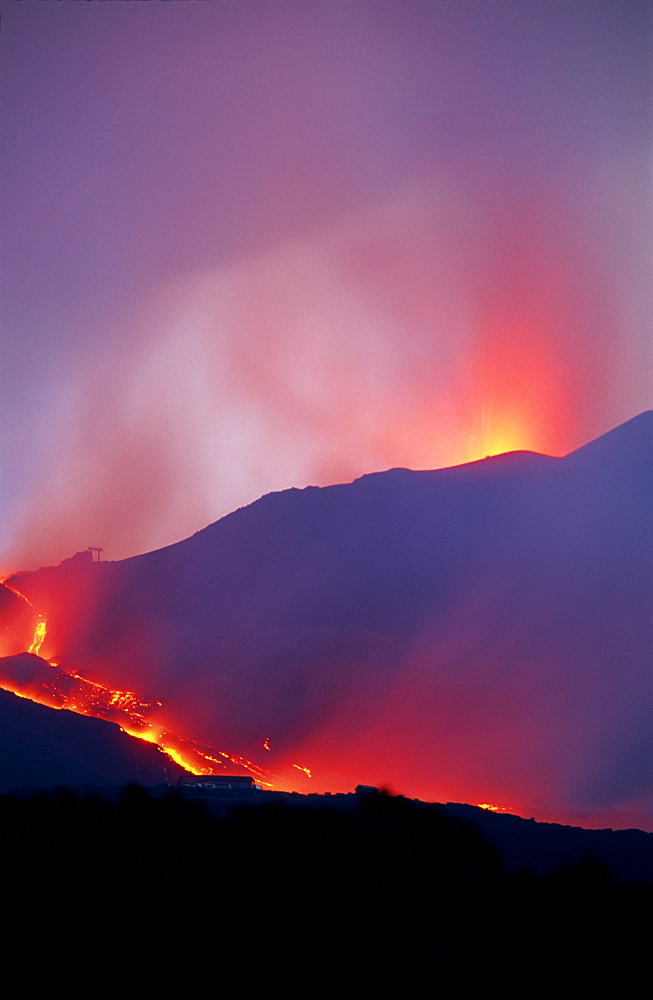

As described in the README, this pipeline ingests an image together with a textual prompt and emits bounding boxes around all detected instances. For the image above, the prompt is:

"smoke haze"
[2,2,651,571]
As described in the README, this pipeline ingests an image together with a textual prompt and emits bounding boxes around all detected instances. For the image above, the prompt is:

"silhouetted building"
[178,774,262,797]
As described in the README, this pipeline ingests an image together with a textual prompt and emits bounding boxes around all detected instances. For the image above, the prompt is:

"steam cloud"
[2,180,628,571]
[2,3,651,571]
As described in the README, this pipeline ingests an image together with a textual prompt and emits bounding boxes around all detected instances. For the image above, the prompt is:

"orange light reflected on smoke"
[1,173,605,579]
[458,310,574,464]
[463,407,538,463]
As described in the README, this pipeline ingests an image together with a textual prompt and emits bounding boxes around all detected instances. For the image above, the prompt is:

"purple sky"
[2,1,651,571]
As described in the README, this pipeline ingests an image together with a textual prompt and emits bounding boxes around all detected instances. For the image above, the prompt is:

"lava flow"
[28,617,47,656]
[0,585,276,783]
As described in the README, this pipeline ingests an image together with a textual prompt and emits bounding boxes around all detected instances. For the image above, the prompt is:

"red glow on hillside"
[0,551,567,819]
[0,594,489,805]
[0,645,276,782]
[0,590,310,788]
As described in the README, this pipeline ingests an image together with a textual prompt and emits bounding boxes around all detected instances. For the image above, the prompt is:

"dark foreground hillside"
[0,787,650,988]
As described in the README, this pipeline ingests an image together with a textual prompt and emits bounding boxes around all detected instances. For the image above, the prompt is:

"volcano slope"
[0,678,182,790]
[4,412,652,827]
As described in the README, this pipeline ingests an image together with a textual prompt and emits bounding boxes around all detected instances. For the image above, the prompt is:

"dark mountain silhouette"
[0,786,650,988]
[3,411,652,826]
[443,801,653,885]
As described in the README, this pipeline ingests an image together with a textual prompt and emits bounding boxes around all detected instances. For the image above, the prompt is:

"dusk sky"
[2,0,651,572]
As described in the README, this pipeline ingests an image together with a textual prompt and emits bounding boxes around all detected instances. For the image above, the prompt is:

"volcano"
[1,412,651,827]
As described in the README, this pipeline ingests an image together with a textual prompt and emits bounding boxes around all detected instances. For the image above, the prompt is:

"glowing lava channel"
[28,616,47,656]
[0,586,282,782]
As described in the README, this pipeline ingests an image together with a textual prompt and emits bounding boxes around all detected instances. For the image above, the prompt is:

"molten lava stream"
[28,617,47,656]
[0,586,302,785]
[0,650,275,781]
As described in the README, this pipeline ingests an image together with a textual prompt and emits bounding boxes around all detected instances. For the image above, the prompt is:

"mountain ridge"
[1,411,650,827]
